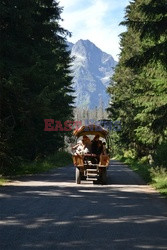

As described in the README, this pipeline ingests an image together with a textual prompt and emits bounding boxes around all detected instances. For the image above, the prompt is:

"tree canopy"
[0,0,74,173]
[108,0,167,165]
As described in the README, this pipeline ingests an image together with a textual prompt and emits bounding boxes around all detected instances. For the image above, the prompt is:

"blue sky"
[58,0,130,61]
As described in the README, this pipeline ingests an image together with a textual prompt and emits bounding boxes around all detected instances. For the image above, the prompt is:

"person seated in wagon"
[82,135,92,153]
[72,140,85,156]
[91,134,103,163]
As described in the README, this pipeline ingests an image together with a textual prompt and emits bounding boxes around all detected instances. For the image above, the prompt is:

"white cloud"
[58,0,130,60]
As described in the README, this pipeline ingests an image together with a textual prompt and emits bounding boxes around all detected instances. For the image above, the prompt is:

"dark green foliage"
[0,0,74,173]
[122,0,167,67]
[108,0,167,166]
[2,151,72,176]
[154,142,167,167]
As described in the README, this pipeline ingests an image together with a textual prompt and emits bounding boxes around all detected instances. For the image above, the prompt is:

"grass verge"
[1,151,72,178]
[150,167,167,197]
[0,177,7,186]
[115,155,167,197]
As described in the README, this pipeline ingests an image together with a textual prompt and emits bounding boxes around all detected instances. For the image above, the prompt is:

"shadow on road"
[0,161,167,249]
[0,183,167,250]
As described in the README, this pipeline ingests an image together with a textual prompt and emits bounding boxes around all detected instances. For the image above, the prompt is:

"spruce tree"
[122,0,167,67]
[108,0,167,163]
[0,0,74,172]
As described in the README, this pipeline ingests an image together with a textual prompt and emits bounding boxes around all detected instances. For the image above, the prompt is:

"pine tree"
[108,0,167,162]
[122,0,167,67]
[0,0,74,172]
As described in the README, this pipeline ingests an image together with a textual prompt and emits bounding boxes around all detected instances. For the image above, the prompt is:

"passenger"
[97,140,103,155]
[91,134,103,163]
[102,142,107,155]
[82,135,92,153]
[72,140,85,156]
[91,134,102,155]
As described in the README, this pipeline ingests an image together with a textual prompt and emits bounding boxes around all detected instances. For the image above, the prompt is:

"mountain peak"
[75,39,102,53]
[77,39,92,44]
[69,39,117,109]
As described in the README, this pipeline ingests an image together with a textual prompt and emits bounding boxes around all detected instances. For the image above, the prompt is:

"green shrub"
[154,142,167,168]
[0,177,6,186]
[150,167,167,196]
[124,149,137,160]
[2,151,72,176]
[139,156,149,164]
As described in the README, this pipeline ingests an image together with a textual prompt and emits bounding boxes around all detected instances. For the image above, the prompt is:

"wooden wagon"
[72,124,110,184]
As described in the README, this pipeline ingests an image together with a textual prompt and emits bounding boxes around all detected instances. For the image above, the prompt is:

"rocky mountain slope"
[69,39,117,109]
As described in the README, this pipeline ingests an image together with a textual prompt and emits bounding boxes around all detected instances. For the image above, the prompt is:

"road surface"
[0,160,167,250]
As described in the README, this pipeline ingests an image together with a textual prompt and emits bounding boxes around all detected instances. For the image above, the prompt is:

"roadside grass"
[1,151,72,178]
[115,155,167,197]
[150,167,167,197]
[0,177,7,186]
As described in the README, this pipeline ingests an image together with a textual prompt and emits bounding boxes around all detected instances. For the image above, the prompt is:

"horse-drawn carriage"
[72,124,110,184]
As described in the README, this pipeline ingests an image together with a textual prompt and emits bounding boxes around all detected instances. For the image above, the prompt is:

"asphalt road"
[0,160,167,250]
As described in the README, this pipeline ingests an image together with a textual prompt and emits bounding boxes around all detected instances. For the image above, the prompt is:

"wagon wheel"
[76,167,81,184]
[101,168,107,185]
